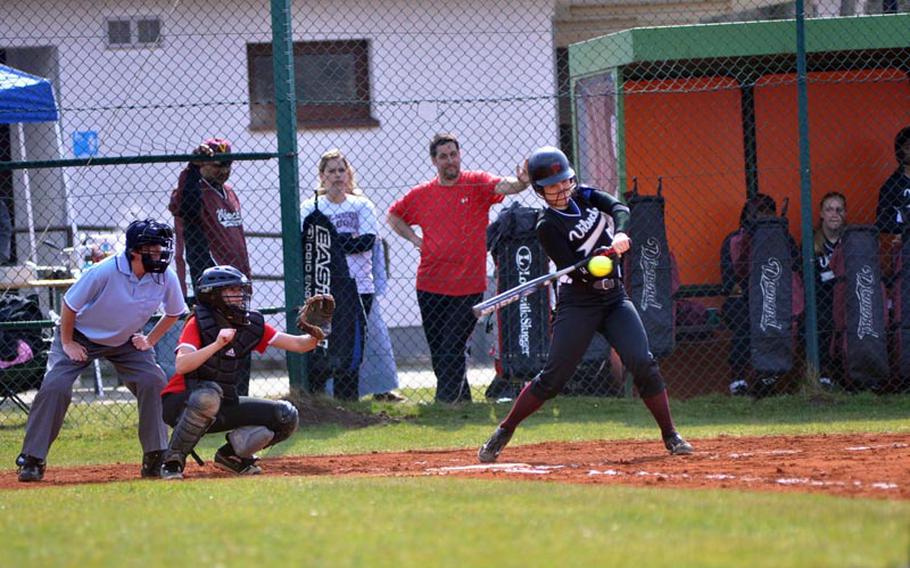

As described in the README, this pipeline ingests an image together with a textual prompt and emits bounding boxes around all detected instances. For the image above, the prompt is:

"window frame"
[104,16,162,49]
[246,39,379,131]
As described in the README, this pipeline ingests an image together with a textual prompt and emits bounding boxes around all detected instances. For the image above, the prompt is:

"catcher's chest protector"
[488,204,550,379]
[832,225,889,388]
[624,192,675,358]
[188,306,265,401]
[748,217,796,374]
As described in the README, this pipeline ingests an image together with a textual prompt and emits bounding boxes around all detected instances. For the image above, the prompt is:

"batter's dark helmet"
[125,219,174,274]
[196,265,252,326]
[528,146,575,194]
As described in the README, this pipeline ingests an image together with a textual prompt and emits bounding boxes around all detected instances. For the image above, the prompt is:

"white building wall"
[1,0,559,329]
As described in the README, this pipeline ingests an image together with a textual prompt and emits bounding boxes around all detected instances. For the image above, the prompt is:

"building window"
[247,40,379,130]
[105,17,162,48]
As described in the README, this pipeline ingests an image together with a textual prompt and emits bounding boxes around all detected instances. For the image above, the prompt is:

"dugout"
[568,14,910,396]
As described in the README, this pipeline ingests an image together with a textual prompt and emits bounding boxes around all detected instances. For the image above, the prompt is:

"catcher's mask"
[125,218,174,274]
[197,265,252,326]
[528,146,576,196]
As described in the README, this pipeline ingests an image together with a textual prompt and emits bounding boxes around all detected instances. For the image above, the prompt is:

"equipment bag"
[302,209,366,395]
[831,225,889,389]
[747,217,799,374]
[0,293,48,395]
[623,179,675,357]
[486,202,550,380]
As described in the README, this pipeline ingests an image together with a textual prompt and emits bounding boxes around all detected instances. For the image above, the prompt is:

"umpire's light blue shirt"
[63,251,187,347]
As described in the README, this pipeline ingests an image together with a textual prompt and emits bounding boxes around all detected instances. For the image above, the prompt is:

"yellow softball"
[587,255,613,277]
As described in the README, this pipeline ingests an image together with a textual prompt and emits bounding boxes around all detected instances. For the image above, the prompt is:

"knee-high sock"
[500,382,545,432]
[642,389,676,438]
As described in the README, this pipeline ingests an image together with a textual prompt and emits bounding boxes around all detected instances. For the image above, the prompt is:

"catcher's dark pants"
[162,391,288,437]
[531,286,664,400]
[417,291,482,403]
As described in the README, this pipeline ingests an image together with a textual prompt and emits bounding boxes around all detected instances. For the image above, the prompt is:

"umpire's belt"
[592,278,617,291]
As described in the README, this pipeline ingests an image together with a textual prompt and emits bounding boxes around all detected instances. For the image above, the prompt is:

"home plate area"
[1,433,907,500]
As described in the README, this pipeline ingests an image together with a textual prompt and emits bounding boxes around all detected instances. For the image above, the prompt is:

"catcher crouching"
[159,265,334,479]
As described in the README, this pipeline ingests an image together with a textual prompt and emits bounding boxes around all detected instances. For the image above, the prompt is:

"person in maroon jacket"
[166,137,253,393]
[169,138,251,296]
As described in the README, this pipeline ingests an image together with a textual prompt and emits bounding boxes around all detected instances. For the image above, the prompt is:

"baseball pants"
[20,329,168,460]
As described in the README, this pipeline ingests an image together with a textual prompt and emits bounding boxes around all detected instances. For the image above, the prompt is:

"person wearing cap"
[15,219,187,482]
[163,138,252,392]
[169,137,251,296]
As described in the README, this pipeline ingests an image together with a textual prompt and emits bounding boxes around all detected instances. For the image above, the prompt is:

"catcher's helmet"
[125,219,174,274]
[528,146,575,194]
[197,265,252,326]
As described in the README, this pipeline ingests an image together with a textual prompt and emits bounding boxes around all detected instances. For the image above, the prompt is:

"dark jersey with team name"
[536,185,630,289]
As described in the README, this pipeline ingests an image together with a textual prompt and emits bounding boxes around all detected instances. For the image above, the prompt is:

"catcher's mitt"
[297,294,335,340]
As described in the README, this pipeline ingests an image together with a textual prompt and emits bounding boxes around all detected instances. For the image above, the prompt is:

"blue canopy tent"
[0,64,59,124]
[0,64,61,264]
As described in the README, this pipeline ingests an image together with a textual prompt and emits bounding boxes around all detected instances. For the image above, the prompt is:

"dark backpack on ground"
[0,293,49,395]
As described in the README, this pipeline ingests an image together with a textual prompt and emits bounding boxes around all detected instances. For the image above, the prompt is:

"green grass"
[1,477,907,568]
[2,394,908,567]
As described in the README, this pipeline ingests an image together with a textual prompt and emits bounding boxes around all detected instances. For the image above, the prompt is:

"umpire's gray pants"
[20,330,168,460]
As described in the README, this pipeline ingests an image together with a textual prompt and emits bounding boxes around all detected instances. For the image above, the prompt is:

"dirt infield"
[2,433,907,499]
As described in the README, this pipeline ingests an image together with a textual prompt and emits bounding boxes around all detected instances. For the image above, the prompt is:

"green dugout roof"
[569,13,910,79]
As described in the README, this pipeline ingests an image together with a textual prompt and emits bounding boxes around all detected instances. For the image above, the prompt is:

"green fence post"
[270,0,306,390]
[796,0,820,379]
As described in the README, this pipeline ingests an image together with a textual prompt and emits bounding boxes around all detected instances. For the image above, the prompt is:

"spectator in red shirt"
[158,265,331,479]
[387,133,531,402]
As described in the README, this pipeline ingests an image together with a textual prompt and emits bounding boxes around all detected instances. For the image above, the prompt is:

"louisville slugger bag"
[747,217,800,374]
[486,202,550,380]
[302,208,366,397]
[623,179,675,357]
[831,225,889,390]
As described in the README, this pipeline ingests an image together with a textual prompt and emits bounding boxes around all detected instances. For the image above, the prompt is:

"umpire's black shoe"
[664,433,694,455]
[141,450,165,478]
[160,459,184,481]
[478,427,514,463]
[16,454,45,482]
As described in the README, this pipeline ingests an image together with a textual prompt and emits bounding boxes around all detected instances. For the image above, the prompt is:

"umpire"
[16,219,187,482]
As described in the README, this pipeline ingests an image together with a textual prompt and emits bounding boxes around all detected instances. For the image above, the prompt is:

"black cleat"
[141,450,165,479]
[664,433,694,455]
[214,444,262,475]
[16,454,45,482]
[478,427,514,463]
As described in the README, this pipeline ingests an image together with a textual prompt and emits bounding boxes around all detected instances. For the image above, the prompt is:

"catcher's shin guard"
[163,383,222,467]
[227,426,275,458]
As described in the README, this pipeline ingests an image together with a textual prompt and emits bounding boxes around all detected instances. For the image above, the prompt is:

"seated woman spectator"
[813,192,846,389]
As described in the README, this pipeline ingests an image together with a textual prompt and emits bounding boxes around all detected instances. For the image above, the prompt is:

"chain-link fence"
[1,0,908,426]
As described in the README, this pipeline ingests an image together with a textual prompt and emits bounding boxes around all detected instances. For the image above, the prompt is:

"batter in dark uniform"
[478,147,693,463]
